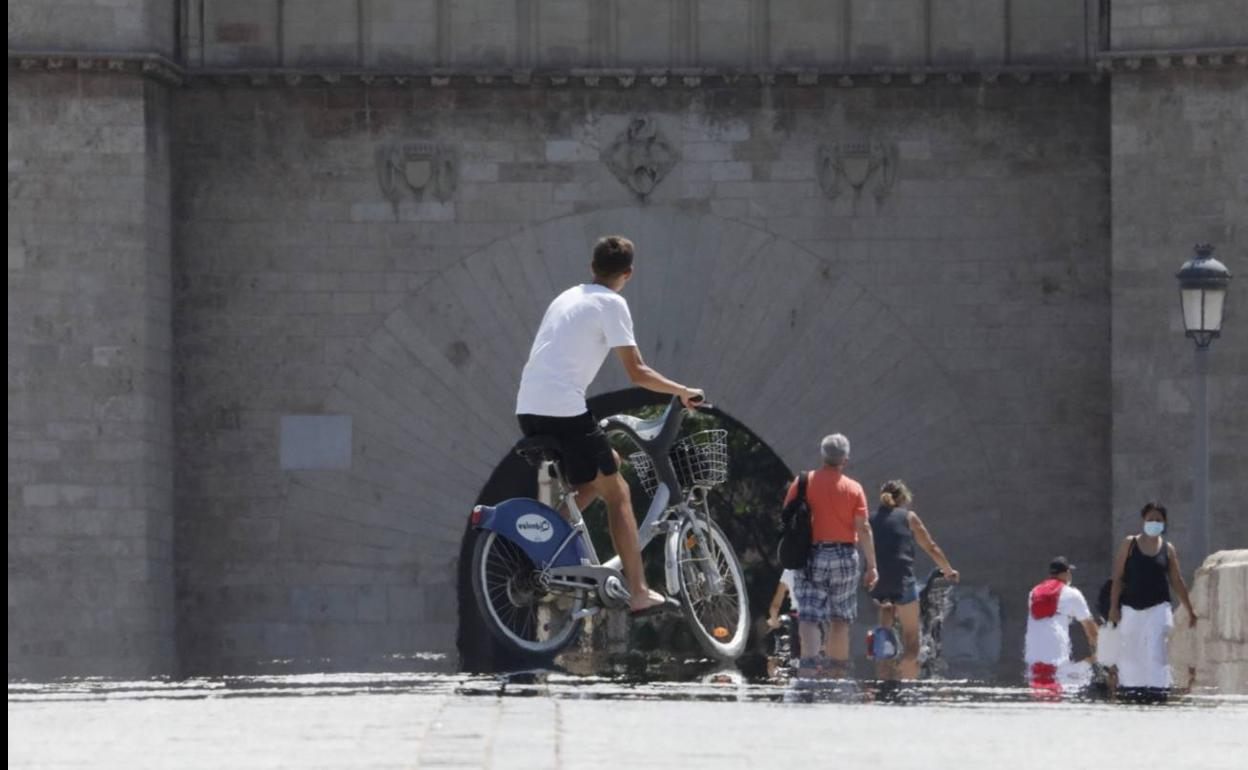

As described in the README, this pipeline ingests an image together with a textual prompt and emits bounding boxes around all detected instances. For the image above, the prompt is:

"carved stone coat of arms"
[817,140,899,202]
[601,117,678,199]
[377,142,457,203]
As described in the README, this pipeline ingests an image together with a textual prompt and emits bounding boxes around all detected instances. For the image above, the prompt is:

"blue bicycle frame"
[470,396,693,605]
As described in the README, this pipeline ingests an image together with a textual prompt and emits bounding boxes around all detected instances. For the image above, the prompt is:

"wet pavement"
[10,668,1248,769]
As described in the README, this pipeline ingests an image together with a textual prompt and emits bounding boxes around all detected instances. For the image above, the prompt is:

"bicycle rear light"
[470,505,483,526]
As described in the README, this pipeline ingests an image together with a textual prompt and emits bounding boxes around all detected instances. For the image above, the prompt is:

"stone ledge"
[185,65,1103,89]
[1098,46,1248,73]
[14,48,1246,87]
[9,50,184,85]
[9,51,1101,88]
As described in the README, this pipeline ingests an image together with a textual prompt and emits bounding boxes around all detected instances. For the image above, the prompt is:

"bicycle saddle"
[513,435,562,467]
[599,413,665,442]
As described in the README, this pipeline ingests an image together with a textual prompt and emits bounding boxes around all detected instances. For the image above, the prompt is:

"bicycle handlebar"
[599,394,715,502]
[598,394,701,454]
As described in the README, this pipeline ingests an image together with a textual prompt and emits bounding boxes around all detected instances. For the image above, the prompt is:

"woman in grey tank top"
[870,480,960,680]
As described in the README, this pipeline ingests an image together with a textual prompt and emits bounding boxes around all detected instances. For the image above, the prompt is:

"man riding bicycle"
[515,235,703,614]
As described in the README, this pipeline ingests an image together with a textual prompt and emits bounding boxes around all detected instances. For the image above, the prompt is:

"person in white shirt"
[515,235,703,613]
[766,569,801,629]
[1024,557,1098,692]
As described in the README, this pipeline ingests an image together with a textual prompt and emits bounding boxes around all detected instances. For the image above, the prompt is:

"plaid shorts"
[793,543,860,622]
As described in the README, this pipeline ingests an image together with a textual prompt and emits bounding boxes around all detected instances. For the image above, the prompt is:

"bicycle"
[918,568,955,677]
[468,395,750,661]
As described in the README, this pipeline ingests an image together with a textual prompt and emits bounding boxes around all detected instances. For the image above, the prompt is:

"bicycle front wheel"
[675,519,750,660]
[470,531,583,657]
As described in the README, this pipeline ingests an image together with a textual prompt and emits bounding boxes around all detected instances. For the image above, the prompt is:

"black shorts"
[516,411,618,486]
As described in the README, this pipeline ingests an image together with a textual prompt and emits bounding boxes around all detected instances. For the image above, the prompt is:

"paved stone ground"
[9,674,1248,769]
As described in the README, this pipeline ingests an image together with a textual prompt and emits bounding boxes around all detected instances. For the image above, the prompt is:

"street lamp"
[1176,243,1232,567]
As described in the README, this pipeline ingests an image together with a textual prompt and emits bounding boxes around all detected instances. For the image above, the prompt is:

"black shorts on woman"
[517,411,619,486]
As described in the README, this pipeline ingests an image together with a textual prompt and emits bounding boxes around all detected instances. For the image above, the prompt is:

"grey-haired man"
[782,433,878,673]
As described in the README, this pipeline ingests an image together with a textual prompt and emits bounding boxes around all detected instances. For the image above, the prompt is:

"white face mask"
[1143,521,1165,537]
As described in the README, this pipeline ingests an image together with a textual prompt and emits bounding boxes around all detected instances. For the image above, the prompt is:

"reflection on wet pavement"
[11,662,1248,770]
[11,664,1246,710]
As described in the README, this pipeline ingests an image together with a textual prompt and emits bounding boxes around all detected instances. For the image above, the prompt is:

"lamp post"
[1175,244,1232,567]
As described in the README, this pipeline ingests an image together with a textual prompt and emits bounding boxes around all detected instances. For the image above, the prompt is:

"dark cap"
[1048,557,1075,575]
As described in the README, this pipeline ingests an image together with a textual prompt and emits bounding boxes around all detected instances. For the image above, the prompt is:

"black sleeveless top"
[870,505,916,597]
[1121,537,1171,610]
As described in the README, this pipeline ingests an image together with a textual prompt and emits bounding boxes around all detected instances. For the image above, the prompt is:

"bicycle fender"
[472,498,586,569]
[664,518,709,598]
[663,527,682,597]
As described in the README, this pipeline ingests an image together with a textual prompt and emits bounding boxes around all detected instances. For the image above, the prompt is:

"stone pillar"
[8,1,177,679]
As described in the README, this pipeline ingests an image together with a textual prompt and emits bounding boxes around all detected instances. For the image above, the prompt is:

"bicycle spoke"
[677,522,746,645]
[504,603,531,638]
[487,584,512,607]
[493,542,523,574]
[494,539,523,568]
[475,530,587,653]
[486,565,523,586]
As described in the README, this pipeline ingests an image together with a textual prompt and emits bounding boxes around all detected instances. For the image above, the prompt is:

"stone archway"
[455,386,800,670]
[279,206,991,662]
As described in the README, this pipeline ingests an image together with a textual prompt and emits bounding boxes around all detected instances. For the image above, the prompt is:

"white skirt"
[1114,603,1173,689]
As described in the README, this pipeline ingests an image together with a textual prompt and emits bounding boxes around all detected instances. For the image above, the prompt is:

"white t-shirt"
[1024,583,1092,665]
[780,569,800,611]
[516,284,637,417]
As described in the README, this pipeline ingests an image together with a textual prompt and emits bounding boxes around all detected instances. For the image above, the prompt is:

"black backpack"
[777,472,812,570]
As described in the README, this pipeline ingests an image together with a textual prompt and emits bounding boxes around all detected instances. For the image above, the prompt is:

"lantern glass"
[1181,287,1206,333]
[1181,284,1227,341]
[1204,287,1227,334]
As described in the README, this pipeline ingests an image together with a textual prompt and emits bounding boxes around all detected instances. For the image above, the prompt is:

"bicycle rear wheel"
[470,531,583,657]
[675,519,750,660]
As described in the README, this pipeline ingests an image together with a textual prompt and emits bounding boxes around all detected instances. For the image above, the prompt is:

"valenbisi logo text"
[515,513,554,543]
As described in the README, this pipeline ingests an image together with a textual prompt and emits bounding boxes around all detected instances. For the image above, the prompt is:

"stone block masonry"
[1110,69,1248,554]
[7,0,176,57]
[7,1,1247,679]
[180,0,1102,71]
[8,72,175,678]
[1111,0,1248,50]
[168,79,1111,673]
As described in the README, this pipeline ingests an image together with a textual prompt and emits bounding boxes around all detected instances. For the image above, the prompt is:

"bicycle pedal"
[602,575,630,602]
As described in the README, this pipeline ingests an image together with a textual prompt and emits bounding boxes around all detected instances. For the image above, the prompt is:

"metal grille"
[628,429,728,496]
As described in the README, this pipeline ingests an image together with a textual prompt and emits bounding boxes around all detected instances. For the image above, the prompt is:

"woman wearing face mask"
[1108,502,1197,690]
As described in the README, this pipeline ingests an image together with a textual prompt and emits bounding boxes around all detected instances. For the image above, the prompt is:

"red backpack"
[1029,578,1064,620]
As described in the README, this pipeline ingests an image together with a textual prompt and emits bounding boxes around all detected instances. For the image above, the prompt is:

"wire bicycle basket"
[628,429,729,497]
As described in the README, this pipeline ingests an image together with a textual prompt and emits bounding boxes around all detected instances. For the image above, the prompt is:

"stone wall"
[1109,68,1248,556]
[1111,0,1248,50]
[7,1,1244,680]
[8,0,176,57]
[8,72,175,678]
[181,0,1100,70]
[170,78,1110,672]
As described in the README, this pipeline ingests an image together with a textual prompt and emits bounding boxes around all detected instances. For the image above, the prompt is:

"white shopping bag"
[1097,622,1120,667]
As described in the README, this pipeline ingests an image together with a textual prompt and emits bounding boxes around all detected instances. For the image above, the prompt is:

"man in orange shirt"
[783,433,878,674]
